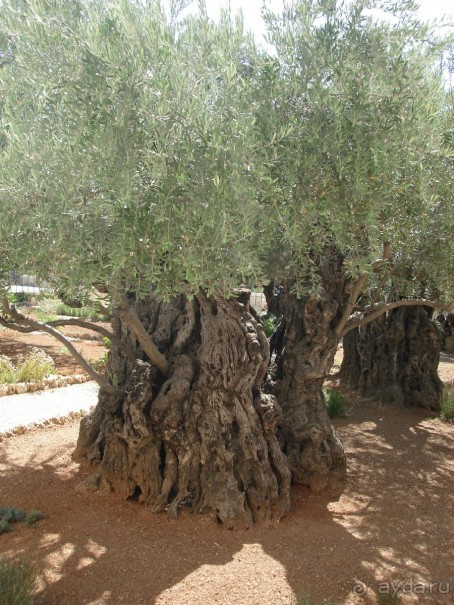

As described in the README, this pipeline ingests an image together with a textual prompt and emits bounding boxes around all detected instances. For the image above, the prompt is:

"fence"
[5,272,49,295]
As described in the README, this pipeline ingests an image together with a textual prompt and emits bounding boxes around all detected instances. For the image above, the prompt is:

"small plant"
[24,510,46,527]
[7,292,33,305]
[262,314,277,338]
[0,349,56,385]
[55,303,103,321]
[297,597,342,605]
[441,384,454,421]
[0,557,36,605]
[378,592,401,605]
[323,388,347,418]
[0,356,16,384]
[88,351,109,372]
[0,519,12,534]
[0,507,26,523]
[0,507,45,533]
[15,349,56,383]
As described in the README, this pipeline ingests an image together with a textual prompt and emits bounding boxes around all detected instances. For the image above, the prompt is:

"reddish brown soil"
[0,346,453,604]
[1,404,453,605]
[0,320,108,376]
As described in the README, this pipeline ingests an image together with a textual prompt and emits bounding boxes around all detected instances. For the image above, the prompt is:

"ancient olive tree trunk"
[267,249,348,495]
[340,306,442,411]
[73,290,291,529]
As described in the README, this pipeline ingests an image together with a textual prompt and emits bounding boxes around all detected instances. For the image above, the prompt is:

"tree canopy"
[0,0,452,310]
[0,0,270,301]
[258,0,453,303]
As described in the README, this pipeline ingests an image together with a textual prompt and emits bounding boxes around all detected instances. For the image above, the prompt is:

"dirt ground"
[0,350,453,604]
[0,320,108,376]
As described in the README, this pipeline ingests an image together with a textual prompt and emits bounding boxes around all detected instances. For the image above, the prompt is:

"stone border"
[0,373,91,397]
[0,408,91,440]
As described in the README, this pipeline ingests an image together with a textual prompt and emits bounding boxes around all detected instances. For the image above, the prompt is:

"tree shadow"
[329,400,454,602]
[439,351,454,366]
[0,405,453,605]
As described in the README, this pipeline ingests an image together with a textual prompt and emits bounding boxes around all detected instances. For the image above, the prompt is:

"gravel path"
[0,381,99,434]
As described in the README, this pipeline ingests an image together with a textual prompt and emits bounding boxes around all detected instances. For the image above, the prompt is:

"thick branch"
[0,316,135,362]
[335,275,368,337]
[342,299,453,336]
[1,298,122,395]
[119,307,170,376]
[335,244,393,337]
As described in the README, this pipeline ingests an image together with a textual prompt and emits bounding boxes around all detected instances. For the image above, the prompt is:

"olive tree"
[255,0,453,482]
[0,0,452,527]
[0,0,292,528]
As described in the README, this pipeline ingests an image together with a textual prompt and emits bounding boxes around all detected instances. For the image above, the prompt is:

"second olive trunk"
[340,306,442,411]
[268,250,349,495]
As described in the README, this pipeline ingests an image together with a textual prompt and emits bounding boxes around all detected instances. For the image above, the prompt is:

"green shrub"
[15,349,56,383]
[441,384,454,421]
[55,303,103,321]
[0,507,45,532]
[297,597,342,605]
[0,558,36,605]
[24,511,46,527]
[0,356,16,384]
[0,507,26,523]
[7,292,33,305]
[262,315,277,338]
[323,389,347,418]
[0,349,56,385]
[0,519,12,534]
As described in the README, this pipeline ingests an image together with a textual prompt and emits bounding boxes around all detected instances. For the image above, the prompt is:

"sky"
[199,0,453,43]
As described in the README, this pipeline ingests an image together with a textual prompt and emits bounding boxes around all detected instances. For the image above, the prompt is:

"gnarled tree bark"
[267,248,348,496]
[340,305,443,411]
[73,290,291,529]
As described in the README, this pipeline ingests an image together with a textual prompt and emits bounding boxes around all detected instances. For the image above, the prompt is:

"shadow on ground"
[0,398,453,605]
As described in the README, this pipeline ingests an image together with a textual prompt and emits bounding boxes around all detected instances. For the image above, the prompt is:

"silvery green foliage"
[0,0,269,302]
[259,0,453,300]
[0,0,452,306]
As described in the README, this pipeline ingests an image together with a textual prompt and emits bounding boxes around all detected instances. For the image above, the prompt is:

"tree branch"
[342,299,453,336]
[335,243,394,337]
[118,307,170,376]
[335,274,368,337]
[0,316,135,362]
[369,274,389,307]
[1,298,123,395]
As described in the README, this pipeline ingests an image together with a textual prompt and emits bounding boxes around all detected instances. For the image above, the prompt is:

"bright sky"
[201,0,453,42]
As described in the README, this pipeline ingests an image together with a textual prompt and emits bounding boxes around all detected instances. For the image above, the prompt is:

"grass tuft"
[0,356,16,384]
[88,351,109,372]
[0,558,36,605]
[0,507,45,533]
[441,384,454,421]
[323,388,347,418]
[0,349,56,385]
